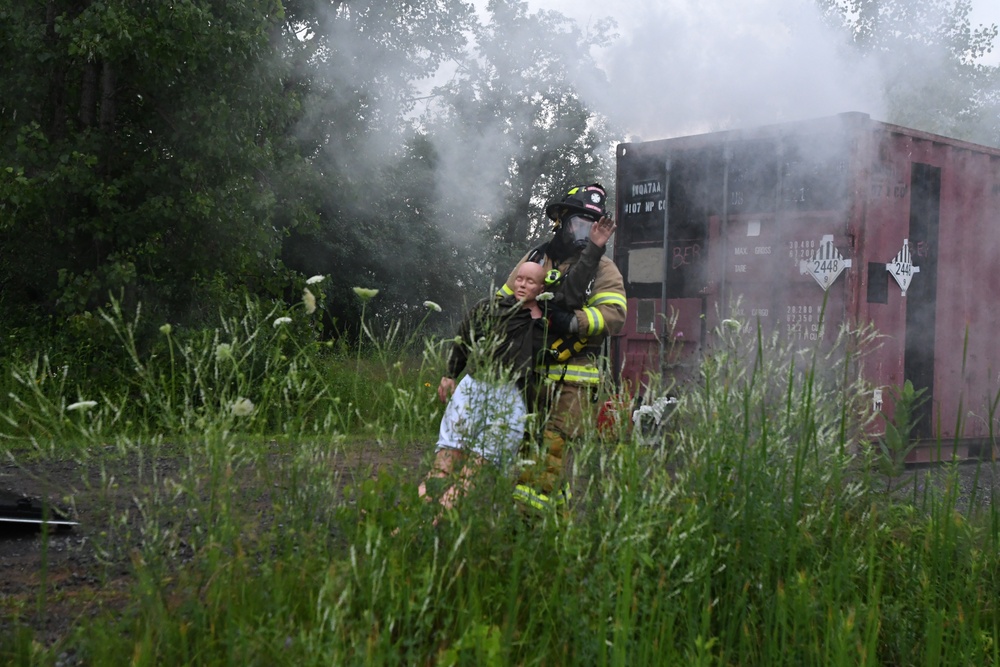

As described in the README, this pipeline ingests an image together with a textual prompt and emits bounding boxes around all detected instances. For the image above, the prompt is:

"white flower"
[721,318,742,331]
[303,288,317,314]
[215,343,233,362]
[352,287,379,301]
[536,292,555,301]
[306,275,325,285]
[423,300,441,312]
[273,317,292,328]
[67,400,98,412]
[159,324,172,335]
[230,397,255,417]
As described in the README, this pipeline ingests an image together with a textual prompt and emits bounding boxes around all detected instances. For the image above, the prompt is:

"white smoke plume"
[528,0,999,143]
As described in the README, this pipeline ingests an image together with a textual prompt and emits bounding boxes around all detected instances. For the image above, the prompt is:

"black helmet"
[545,183,607,223]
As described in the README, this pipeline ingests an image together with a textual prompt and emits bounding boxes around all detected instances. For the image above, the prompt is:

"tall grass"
[0,295,445,459]
[2,303,1000,665]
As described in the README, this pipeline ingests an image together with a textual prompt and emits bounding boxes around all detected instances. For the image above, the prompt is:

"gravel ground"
[891,459,1000,512]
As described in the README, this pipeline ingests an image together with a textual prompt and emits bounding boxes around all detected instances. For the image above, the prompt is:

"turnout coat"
[499,239,627,387]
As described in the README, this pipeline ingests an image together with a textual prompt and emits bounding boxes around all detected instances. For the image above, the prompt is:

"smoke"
[548,0,1000,145]
[566,0,885,140]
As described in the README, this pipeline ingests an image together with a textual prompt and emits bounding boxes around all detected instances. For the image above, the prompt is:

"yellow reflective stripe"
[513,485,552,510]
[534,363,601,384]
[587,291,627,310]
[583,306,605,335]
[497,283,514,297]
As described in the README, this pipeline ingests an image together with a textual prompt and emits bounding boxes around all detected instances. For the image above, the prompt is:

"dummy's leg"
[418,448,461,505]
[419,448,486,510]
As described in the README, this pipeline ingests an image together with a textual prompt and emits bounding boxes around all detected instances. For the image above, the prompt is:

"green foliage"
[6,306,1000,665]
[425,0,620,264]
[0,292,446,456]
[1,0,621,352]
[876,379,930,486]
[820,0,1000,146]
[0,0,303,335]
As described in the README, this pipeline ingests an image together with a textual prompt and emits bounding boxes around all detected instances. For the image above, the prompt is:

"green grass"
[2,301,1000,665]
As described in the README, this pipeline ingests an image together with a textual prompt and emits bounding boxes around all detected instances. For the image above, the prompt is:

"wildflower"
[306,275,325,285]
[159,323,172,335]
[215,343,233,362]
[536,292,555,301]
[273,316,292,328]
[303,288,317,314]
[721,318,741,331]
[67,400,98,412]
[423,300,441,312]
[230,397,255,417]
[352,287,379,301]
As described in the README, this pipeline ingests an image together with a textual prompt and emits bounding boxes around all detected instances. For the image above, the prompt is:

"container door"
[904,163,941,438]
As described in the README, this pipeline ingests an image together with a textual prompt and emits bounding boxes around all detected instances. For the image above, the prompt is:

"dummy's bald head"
[513,262,546,304]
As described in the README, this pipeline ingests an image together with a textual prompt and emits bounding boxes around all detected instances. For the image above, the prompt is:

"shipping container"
[612,112,1000,461]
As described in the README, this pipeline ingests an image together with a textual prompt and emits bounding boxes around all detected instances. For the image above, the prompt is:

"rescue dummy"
[419,262,547,511]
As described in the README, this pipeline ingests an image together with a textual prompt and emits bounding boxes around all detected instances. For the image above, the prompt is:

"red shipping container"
[612,112,1000,460]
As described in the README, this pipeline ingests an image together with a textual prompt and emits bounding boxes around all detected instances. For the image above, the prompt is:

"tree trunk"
[99,60,116,133]
[79,61,98,127]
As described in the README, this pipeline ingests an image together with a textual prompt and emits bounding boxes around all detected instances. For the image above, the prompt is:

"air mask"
[563,214,594,250]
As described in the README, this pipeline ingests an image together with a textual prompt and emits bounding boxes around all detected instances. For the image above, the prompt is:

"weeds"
[1,298,999,666]
[876,379,930,491]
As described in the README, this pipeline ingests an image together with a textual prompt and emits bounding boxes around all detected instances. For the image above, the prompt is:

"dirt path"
[0,443,427,648]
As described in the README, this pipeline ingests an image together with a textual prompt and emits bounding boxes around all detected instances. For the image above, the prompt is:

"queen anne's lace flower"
[423,300,441,312]
[230,397,254,417]
[273,317,292,328]
[306,275,325,285]
[216,343,233,362]
[352,287,379,301]
[303,288,317,314]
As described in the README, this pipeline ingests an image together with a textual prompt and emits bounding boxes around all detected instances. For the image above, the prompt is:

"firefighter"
[497,183,627,511]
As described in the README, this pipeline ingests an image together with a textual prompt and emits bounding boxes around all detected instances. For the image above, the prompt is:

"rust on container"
[612,112,1000,460]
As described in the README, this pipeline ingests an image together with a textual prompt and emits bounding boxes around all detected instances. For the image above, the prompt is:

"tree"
[421,0,621,288]
[275,0,479,336]
[0,0,622,352]
[0,0,305,342]
[820,0,1000,146]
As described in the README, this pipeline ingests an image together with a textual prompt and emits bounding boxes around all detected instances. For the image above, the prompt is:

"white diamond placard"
[799,235,852,291]
[886,239,920,296]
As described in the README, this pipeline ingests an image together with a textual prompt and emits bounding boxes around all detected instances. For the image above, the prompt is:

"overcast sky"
[517,0,1000,140]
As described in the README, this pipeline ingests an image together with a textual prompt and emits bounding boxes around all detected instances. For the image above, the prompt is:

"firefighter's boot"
[513,430,567,512]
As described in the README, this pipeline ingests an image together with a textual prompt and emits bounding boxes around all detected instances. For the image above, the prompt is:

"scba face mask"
[563,214,594,250]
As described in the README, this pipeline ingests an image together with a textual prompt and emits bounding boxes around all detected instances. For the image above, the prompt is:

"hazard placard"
[799,234,852,291]
[886,239,919,296]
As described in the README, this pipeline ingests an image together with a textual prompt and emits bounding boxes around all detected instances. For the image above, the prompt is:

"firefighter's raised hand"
[590,215,617,248]
[438,376,456,403]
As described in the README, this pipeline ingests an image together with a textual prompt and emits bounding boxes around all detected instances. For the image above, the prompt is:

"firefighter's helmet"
[545,183,607,223]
